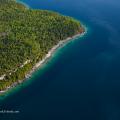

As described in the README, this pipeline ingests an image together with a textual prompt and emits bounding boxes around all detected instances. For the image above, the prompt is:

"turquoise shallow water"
[1,0,120,120]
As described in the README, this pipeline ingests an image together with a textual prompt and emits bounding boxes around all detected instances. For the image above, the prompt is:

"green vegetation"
[0,0,84,91]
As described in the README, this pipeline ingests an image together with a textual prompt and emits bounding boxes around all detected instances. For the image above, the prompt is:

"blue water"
[1,0,120,119]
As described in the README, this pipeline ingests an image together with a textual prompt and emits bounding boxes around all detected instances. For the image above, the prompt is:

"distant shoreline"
[0,26,87,95]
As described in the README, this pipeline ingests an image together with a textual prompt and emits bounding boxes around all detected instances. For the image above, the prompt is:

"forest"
[0,0,84,91]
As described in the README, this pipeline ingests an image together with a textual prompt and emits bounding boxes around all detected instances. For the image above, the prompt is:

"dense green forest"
[0,0,84,91]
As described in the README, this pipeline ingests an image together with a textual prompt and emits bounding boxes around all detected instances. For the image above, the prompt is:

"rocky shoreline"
[0,27,87,94]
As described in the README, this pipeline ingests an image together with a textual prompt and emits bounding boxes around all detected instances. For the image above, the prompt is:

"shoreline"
[16,0,30,9]
[0,26,87,95]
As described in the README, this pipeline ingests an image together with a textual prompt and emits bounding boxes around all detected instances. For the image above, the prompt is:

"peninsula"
[0,0,85,93]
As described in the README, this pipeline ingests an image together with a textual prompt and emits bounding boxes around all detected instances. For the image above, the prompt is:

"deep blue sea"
[0,0,120,120]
